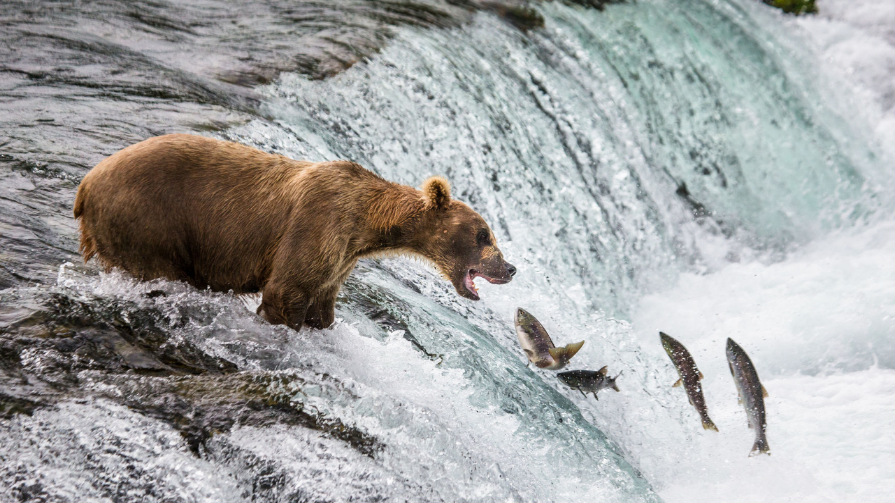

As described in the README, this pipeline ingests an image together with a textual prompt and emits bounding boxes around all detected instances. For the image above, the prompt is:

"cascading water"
[1,0,893,501]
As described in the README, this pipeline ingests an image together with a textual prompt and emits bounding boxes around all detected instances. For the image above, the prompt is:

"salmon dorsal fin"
[761,384,769,398]
[698,371,704,380]
[597,365,608,376]
[672,378,683,388]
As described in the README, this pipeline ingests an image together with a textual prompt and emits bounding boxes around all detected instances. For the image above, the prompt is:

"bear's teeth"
[464,271,478,294]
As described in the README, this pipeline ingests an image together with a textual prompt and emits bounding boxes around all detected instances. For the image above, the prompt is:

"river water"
[1,0,893,501]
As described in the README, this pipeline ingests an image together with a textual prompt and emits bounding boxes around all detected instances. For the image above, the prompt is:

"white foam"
[0,401,243,502]
[630,221,895,501]
[636,221,895,374]
[796,0,895,164]
[654,367,895,502]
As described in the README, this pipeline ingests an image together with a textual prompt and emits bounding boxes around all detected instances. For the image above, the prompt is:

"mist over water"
[2,0,894,501]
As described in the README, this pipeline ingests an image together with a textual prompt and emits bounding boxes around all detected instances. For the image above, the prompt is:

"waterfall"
[2,0,892,501]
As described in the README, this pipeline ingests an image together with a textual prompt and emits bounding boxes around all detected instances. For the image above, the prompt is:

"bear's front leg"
[258,284,309,331]
[304,285,338,330]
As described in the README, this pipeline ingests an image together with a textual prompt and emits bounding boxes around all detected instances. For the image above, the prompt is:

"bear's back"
[75,135,318,290]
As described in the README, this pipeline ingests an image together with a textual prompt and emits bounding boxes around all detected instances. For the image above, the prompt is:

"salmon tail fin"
[611,371,622,392]
[548,340,585,362]
[749,436,771,456]
[702,418,719,432]
[565,340,585,357]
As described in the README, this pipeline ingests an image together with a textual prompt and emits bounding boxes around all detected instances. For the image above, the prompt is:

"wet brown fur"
[74,134,513,331]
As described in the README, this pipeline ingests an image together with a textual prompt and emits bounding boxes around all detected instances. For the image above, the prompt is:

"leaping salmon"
[726,338,770,456]
[514,308,584,370]
[660,332,718,431]
[557,366,621,400]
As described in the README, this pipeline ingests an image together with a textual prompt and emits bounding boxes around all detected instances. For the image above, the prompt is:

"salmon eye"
[476,228,491,247]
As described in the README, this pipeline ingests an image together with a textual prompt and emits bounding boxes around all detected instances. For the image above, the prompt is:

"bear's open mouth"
[463,269,508,300]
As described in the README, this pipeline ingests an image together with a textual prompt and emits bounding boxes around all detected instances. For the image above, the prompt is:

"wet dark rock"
[107,372,382,457]
[0,291,382,459]
[0,392,40,418]
[32,292,238,375]
[562,0,625,11]
[0,288,237,407]
[483,3,546,32]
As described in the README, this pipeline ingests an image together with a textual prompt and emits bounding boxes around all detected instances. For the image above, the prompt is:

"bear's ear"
[422,176,451,210]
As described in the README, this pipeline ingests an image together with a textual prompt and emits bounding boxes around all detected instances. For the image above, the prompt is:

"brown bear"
[73,134,515,331]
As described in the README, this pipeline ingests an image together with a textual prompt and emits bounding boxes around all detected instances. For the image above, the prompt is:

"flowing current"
[1,0,894,501]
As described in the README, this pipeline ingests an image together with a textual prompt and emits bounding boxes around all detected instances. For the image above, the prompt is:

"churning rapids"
[2,0,894,501]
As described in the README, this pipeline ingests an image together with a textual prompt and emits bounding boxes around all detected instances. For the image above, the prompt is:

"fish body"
[727,338,770,456]
[557,366,621,400]
[514,308,584,370]
[660,332,718,431]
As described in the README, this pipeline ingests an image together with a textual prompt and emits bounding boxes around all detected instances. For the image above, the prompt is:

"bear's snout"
[475,260,515,285]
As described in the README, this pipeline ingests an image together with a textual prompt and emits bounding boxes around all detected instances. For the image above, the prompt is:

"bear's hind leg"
[304,286,338,330]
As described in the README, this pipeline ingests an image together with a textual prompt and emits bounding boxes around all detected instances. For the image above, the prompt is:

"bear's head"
[416,177,516,300]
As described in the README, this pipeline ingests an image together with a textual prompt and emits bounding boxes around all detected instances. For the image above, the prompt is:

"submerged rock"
[0,288,380,458]
[484,4,546,32]
[104,372,383,457]
[763,0,817,15]
[562,0,624,11]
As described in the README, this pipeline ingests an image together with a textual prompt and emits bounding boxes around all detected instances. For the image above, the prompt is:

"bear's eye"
[476,229,491,247]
